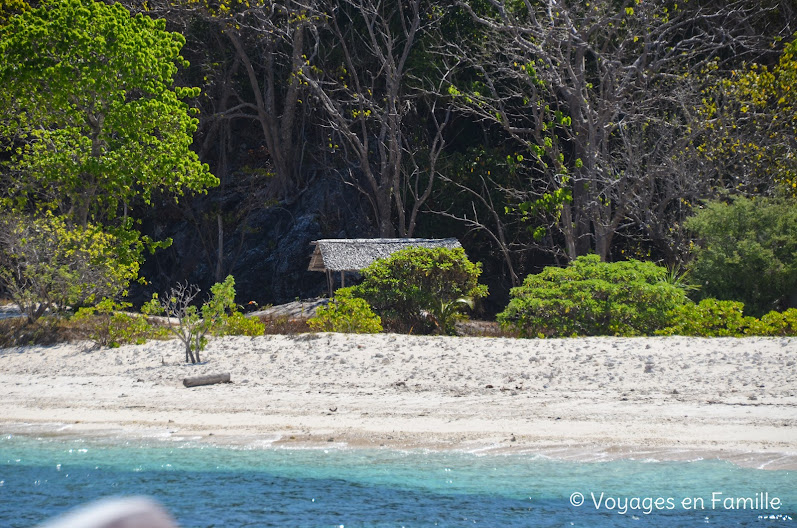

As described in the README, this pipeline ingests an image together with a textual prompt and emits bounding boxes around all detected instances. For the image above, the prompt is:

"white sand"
[1,334,795,469]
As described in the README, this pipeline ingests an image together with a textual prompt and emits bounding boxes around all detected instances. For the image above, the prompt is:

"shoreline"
[1,334,795,470]
[3,421,795,471]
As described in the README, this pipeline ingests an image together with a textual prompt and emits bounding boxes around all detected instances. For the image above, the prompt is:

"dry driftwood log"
[183,373,231,388]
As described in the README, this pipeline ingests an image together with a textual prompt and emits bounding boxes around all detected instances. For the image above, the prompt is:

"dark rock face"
[131,175,373,306]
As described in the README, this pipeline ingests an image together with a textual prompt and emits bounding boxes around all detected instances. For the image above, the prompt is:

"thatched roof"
[308,238,462,272]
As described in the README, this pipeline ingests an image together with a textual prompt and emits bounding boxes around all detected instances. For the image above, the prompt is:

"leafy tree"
[128,0,319,199]
[498,255,689,337]
[0,0,216,227]
[0,0,28,25]
[352,246,488,334]
[143,275,262,363]
[0,213,142,323]
[700,33,797,196]
[686,197,797,316]
[144,275,232,363]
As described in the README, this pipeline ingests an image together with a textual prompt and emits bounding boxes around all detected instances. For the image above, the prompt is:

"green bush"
[686,197,797,317]
[745,308,797,336]
[658,299,797,337]
[74,299,156,347]
[219,311,265,337]
[498,255,689,337]
[308,288,382,333]
[657,298,753,337]
[351,247,488,334]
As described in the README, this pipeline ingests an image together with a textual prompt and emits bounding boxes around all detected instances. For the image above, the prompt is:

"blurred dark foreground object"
[37,497,178,528]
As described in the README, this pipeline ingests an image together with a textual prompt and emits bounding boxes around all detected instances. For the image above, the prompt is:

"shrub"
[686,197,797,317]
[745,308,797,336]
[351,247,488,334]
[658,300,797,337]
[657,298,753,337]
[259,315,311,335]
[308,288,382,333]
[219,311,265,337]
[498,255,689,337]
[73,299,157,347]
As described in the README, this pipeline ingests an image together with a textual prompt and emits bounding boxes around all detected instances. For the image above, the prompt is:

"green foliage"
[308,288,382,334]
[142,283,207,364]
[427,297,475,336]
[700,33,797,195]
[0,0,216,226]
[686,197,797,316]
[658,299,797,337]
[657,299,753,337]
[745,308,797,336]
[498,255,689,337]
[0,0,28,25]
[202,274,237,327]
[142,275,262,362]
[207,278,264,336]
[0,213,141,322]
[73,298,159,348]
[216,312,265,337]
[351,247,488,334]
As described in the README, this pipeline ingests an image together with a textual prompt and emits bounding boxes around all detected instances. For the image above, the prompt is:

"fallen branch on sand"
[183,373,231,388]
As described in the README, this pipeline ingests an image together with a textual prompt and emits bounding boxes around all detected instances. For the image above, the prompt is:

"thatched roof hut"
[308,238,462,294]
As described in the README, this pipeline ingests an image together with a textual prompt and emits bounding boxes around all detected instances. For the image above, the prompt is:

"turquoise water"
[0,434,794,527]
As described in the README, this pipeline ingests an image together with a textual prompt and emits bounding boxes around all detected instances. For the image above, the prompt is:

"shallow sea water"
[0,433,794,527]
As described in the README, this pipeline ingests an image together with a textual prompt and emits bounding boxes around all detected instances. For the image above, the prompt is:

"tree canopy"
[1,0,796,312]
[0,0,216,226]
[701,33,797,197]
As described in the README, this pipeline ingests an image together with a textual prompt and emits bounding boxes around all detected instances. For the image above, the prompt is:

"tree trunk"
[216,213,224,283]
[184,341,195,364]
[376,188,396,237]
[560,205,578,261]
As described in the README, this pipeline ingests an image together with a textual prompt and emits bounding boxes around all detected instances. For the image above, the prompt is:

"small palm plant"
[428,297,475,335]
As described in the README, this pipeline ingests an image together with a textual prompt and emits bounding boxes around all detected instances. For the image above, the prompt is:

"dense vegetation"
[350,246,488,334]
[498,256,689,337]
[1,0,796,346]
[686,197,797,316]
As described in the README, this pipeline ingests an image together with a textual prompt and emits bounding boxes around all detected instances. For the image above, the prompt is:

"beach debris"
[182,372,231,388]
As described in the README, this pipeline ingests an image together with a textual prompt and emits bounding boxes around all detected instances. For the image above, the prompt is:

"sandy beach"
[1,334,795,469]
